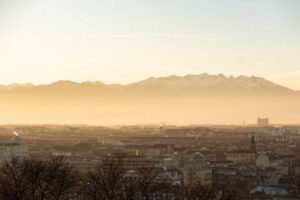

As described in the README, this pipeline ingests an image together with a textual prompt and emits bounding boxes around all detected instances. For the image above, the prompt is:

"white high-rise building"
[0,134,29,164]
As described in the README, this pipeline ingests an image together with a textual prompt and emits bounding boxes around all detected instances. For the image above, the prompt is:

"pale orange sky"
[0,0,299,89]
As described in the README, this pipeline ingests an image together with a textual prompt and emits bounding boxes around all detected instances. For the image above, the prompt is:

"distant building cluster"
[0,123,300,199]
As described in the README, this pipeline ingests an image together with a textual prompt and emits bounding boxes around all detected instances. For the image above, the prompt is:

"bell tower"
[250,135,256,152]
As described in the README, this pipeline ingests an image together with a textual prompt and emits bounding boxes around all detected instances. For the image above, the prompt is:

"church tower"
[250,135,256,152]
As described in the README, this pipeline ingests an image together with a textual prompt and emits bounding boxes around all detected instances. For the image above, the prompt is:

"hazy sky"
[0,0,299,89]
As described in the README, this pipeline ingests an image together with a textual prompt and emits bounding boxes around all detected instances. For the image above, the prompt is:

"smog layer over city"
[0,0,300,199]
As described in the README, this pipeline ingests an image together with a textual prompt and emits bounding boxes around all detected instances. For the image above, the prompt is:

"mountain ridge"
[0,73,299,124]
[0,74,295,93]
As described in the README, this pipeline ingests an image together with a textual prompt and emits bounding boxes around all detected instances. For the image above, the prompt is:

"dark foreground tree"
[0,158,29,199]
[134,167,170,200]
[0,157,79,200]
[170,182,237,200]
[0,156,237,200]
[81,155,126,200]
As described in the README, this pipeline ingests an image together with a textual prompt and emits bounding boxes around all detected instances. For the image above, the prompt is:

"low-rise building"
[226,150,256,164]
[256,154,270,169]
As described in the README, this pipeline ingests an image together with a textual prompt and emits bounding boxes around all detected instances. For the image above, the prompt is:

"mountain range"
[0,73,297,95]
[0,74,299,125]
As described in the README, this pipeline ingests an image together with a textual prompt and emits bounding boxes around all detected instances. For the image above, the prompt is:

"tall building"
[257,118,269,126]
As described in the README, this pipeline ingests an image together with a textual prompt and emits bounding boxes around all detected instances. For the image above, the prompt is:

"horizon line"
[1,122,299,127]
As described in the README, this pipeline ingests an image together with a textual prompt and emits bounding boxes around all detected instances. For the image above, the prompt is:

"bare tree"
[23,158,48,200]
[0,157,236,200]
[0,158,29,200]
[43,157,79,200]
[81,155,126,200]
[134,167,169,200]
[0,157,79,200]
